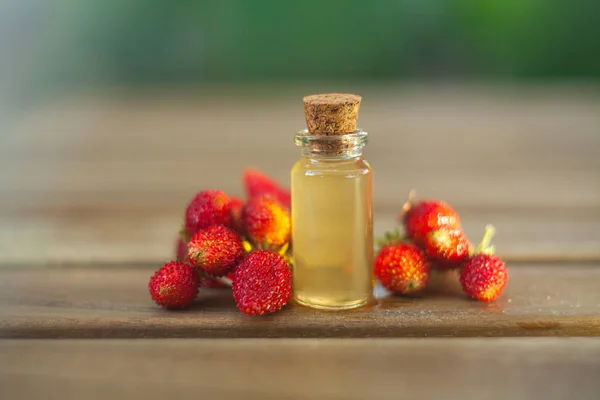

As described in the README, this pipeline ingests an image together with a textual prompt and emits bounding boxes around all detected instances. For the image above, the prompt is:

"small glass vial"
[291,93,374,310]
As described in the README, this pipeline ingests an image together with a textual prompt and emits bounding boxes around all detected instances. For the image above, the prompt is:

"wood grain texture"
[1,338,600,400]
[2,87,599,210]
[1,208,598,265]
[0,86,598,264]
[0,87,598,393]
[1,265,599,338]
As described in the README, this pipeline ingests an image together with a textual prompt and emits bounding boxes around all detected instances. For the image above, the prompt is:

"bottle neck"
[300,148,364,160]
[295,129,368,160]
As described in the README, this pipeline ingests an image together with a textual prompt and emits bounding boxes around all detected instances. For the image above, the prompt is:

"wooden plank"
[0,208,598,265]
[1,87,598,264]
[1,87,598,213]
[1,338,600,400]
[1,265,599,338]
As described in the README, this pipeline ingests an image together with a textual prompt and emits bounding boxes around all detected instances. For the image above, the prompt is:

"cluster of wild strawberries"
[149,171,509,316]
[375,192,509,301]
[148,169,294,316]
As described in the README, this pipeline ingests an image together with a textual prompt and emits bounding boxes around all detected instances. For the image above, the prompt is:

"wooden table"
[1,85,599,399]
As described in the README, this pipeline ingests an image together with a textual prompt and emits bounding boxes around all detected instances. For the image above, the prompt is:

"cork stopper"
[303,93,362,135]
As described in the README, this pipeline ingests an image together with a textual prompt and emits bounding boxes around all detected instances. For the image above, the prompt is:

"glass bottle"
[291,94,374,310]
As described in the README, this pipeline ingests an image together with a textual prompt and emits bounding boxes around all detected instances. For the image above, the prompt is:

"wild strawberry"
[460,225,508,302]
[185,190,232,235]
[229,196,245,234]
[188,225,244,277]
[243,168,291,209]
[400,191,461,247]
[148,261,199,309]
[232,250,292,316]
[174,230,227,288]
[175,234,189,263]
[242,197,291,248]
[425,228,471,269]
[375,242,431,295]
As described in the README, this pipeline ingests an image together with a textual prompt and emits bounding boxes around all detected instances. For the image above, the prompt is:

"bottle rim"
[294,129,368,147]
[294,129,368,158]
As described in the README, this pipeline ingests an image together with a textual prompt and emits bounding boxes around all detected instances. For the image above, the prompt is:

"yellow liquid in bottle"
[291,156,374,310]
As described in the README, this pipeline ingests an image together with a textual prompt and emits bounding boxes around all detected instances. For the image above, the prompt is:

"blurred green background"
[2,0,600,98]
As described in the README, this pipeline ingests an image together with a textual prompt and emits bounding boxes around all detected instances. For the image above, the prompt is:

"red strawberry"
[425,228,471,269]
[242,197,291,248]
[243,169,291,209]
[188,225,244,277]
[232,250,292,316]
[175,231,227,288]
[175,234,189,263]
[229,196,245,234]
[185,190,232,235]
[149,261,199,309]
[460,225,508,302]
[375,242,431,295]
[400,191,460,247]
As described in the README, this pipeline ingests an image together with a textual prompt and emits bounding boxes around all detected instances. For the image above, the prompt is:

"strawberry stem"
[278,242,290,256]
[216,276,233,287]
[376,228,409,254]
[400,189,417,221]
[475,224,496,255]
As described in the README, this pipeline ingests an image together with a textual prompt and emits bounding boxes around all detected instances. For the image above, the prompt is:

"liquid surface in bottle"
[291,156,374,310]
